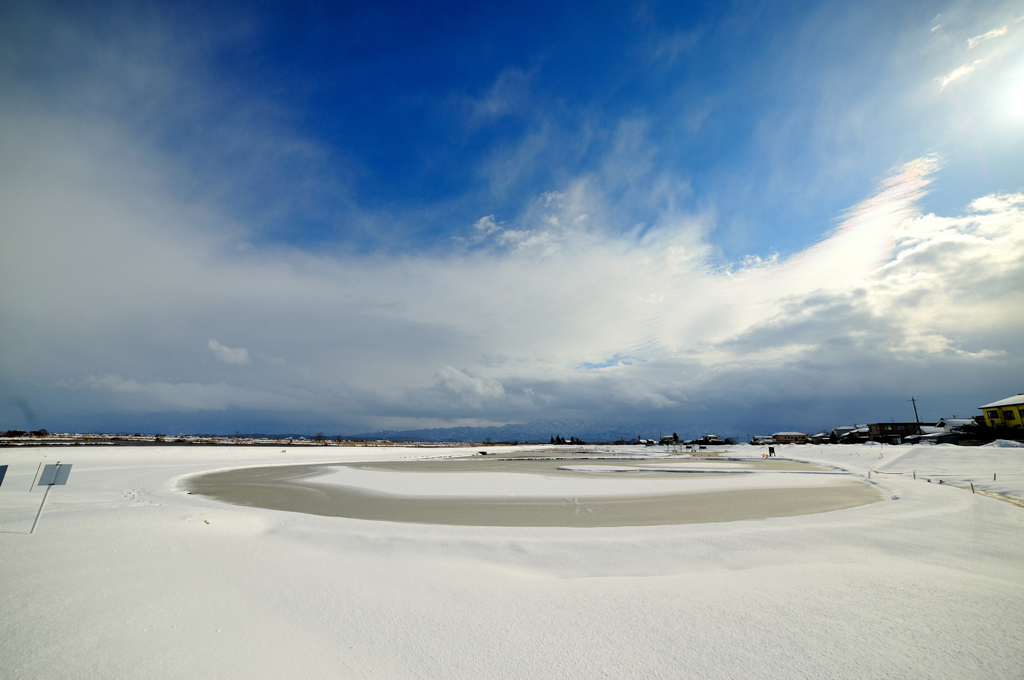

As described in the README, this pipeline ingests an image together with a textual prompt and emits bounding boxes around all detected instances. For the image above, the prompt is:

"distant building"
[935,417,978,432]
[866,422,921,444]
[838,426,869,444]
[909,413,987,446]
[773,432,808,444]
[913,431,962,445]
[831,425,859,441]
[751,435,773,445]
[911,421,967,445]
[686,434,723,446]
[979,395,1024,430]
[809,432,829,445]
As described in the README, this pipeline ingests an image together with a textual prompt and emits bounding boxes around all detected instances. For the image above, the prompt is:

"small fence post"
[30,484,52,534]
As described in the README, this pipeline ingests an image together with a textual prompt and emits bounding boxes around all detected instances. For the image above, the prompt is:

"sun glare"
[1012,73,1024,117]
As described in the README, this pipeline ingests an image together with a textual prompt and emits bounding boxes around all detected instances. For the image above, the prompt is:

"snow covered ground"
[305,460,851,498]
[782,441,1024,502]
[2,443,1023,679]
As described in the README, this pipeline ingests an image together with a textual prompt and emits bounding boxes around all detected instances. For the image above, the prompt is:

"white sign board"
[38,464,72,486]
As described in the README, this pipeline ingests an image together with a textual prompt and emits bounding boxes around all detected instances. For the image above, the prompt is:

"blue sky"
[1,0,1023,436]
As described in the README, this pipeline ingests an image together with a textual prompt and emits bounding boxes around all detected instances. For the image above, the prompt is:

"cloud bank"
[1,1,1022,435]
[1,118,1021,434]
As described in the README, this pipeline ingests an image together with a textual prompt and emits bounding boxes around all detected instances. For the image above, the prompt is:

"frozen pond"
[185,454,882,526]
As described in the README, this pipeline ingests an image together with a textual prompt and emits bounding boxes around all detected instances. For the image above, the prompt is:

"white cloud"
[721,191,1024,363]
[208,339,250,364]
[467,215,503,244]
[473,215,500,234]
[434,367,505,408]
[465,68,532,124]
[84,375,271,411]
[967,26,1008,49]
[2,86,1021,431]
[937,60,984,91]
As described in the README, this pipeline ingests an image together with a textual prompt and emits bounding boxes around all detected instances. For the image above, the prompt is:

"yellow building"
[979,395,1024,429]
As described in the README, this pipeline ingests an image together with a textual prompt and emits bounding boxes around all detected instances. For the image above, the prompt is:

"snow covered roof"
[980,394,1024,408]
[936,418,974,427]
[773,431,807,436]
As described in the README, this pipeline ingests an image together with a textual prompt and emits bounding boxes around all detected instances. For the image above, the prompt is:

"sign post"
[29,462,43,491]
[30,462,72,535]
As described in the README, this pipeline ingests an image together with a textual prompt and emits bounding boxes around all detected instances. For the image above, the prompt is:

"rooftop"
[980,394,1024,409]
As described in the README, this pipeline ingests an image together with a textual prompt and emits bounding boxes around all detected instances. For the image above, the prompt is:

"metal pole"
[29,462,42,491]
[30,483,52,534]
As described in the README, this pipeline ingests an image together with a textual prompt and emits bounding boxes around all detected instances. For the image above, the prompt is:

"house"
[904,417,980,446]
[773,432,808,444]
[830,425,858,441]
[912,431,963,445]
[751,435,774,445]
[686,434,723,446]
[839,426,869,444]
[979,395,1024,430]
[866,422,921,444]
[809,432,829,444]
[935,417,978,432]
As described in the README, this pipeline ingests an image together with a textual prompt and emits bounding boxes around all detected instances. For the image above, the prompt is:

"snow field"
[308,462,849,498]
[1,443,1022,679]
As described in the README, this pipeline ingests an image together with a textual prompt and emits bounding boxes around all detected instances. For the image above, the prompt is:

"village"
[744,393,1024,447]
[601,393,1024,448]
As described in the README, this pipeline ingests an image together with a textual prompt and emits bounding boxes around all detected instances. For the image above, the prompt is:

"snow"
[307,461,848,497]
[984,439,1024,448]
[2,443,1023,679]
[771,442,1024,502]
[979,395,1024,408]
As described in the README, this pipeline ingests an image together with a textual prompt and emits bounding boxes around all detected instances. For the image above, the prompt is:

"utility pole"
[909,397,921,433]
